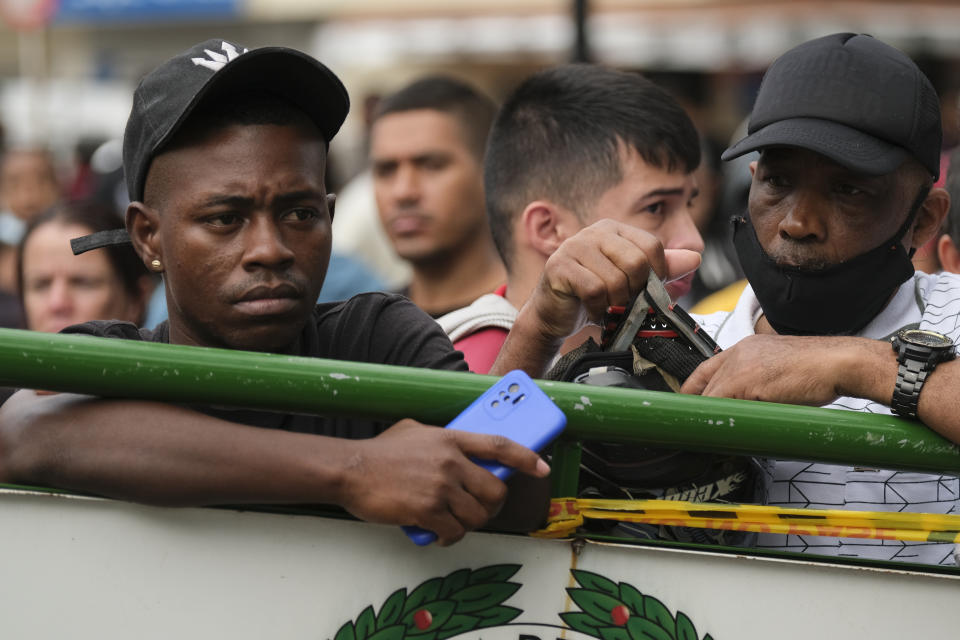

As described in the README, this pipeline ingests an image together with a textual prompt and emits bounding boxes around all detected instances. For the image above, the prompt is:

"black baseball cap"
[72,39,349,256]
[125,38,349,202]
[722,33,942,179]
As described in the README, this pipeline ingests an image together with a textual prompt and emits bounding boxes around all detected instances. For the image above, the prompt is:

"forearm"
[836,338,960,444]
[914,360,960,444]
[489,306,565,378]
[0,391,357,507]
[833,337,898,405]
[0,391,552,545]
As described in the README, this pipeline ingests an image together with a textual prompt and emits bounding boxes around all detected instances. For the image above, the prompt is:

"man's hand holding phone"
[397,370,566,545]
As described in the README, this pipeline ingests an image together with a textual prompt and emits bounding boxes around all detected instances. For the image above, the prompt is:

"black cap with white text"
[72,39,348,256]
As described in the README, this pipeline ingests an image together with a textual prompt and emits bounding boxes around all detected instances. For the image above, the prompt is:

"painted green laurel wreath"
[561,569,714,640]
[331,565,522,640]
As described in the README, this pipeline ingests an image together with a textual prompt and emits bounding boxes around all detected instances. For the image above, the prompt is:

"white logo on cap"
[191,42,248,72]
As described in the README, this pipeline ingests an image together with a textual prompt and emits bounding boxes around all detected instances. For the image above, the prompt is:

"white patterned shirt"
[692,272,960,566]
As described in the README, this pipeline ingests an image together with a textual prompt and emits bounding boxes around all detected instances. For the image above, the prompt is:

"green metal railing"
[0,328,957,496]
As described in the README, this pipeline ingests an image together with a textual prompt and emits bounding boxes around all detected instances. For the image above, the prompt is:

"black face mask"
[732,186,929,336]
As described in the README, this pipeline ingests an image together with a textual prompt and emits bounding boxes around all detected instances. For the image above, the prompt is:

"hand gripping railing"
[0,327,957,497]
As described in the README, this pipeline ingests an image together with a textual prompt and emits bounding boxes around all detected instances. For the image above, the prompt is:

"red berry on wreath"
[611,605,630,626]
[414,609,433,630]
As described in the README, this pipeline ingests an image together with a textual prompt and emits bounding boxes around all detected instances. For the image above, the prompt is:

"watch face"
[900,329,955,349]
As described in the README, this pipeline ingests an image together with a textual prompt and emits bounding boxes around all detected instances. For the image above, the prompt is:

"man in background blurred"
[0,148,60,225]
[0,147,61,325]
[370,76,505,317]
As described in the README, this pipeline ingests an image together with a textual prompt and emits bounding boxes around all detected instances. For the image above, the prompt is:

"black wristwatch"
[890,329,955,419]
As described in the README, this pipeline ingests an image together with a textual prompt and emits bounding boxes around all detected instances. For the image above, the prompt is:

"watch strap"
[890,334,955,419]
[891,357,931,419]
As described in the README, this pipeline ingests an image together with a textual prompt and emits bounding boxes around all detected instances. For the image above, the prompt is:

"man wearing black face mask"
[680,33,959,565]
[479,33,958,564]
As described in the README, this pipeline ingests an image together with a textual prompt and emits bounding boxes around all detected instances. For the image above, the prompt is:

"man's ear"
[326,193,336,223]
[126,201,162,269]
[910,187,949,250]
[519,200,581,258]
[938,233,960,274]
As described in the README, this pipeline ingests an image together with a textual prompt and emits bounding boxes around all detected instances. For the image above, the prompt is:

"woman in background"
[17,201,153,334]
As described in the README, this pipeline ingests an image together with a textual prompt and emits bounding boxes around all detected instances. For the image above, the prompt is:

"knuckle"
[580,280,605,302]
[488,434,512,453]
[547,242,572,265]
[463,507,489,530]
[438,453,459,473]
[623,253,649,277]
[422,488,448,515]
[488,480,508,506]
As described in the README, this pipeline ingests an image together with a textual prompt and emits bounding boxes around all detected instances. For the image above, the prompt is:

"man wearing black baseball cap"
[677,33,960,565]
[0,40,550,545]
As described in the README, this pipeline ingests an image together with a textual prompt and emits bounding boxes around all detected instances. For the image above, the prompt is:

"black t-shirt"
[63,292,468,439]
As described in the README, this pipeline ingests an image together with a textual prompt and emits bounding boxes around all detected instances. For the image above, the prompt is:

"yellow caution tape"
[531,498,960,543]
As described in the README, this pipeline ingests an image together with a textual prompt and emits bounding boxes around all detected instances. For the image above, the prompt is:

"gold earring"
[151,259,162,270]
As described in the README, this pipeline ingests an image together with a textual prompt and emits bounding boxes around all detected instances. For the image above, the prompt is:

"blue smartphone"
[403,370,567,545]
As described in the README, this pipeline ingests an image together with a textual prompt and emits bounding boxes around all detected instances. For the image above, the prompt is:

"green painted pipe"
[0,328,957,475]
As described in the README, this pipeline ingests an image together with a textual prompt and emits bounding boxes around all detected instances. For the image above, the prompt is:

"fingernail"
[536,458,551,476]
